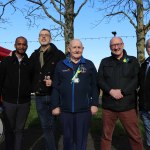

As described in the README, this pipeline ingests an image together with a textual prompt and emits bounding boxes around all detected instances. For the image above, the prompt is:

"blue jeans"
[35,95,56,150]
[140,110,150,147]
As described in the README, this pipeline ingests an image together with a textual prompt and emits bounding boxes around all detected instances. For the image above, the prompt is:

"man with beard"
[30,28,65,150]
[0,36,32,150]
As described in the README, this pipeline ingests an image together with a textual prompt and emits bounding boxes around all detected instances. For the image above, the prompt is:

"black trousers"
[3,101,30,150]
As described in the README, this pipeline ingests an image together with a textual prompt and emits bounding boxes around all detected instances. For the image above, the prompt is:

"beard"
[40,41,49,46]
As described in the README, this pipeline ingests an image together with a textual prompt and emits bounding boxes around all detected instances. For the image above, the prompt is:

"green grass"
[25,100,39,128]
[90,106,145,138]
[26,102,145,139]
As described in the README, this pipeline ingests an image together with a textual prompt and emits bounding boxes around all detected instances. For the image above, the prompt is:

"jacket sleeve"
[97,59,111,94]
[51,62,61,109]
[90,62,99,106]
[58,50,66,60]
[121,58,140,95]
[0,59,7,95]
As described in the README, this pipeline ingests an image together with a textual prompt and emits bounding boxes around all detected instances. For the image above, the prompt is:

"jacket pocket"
[103,65,113,78]
[122,63,134,77]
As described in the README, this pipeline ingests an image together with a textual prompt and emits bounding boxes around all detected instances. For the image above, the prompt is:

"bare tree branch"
[0,0,15,19]
[51,0,65,16]
[39,0,65,27]
[75,0,88,17]
[107,11,137,29]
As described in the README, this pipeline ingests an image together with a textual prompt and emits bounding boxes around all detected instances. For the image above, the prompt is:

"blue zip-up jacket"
[51,57,99,113]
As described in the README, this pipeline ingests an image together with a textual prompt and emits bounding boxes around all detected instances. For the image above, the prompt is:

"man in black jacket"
[98,36,143,150]
[139,38,150,150]
[0,36,32,150]
[30,28,65,150]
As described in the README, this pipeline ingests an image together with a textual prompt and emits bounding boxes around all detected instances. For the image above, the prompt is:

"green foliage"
[25,100,39,128]
[26,104,145,139]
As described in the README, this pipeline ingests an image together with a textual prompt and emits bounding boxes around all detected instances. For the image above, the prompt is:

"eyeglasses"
[110,43,123,48]
[39,34,50,37]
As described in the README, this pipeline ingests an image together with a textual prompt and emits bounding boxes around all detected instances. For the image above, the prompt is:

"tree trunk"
[136,30,145,64]
[136,0,145,64]
[64,0,75,53]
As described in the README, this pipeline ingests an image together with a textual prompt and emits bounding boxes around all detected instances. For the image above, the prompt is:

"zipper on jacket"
[72,70,75,112]
[17,62,21,104]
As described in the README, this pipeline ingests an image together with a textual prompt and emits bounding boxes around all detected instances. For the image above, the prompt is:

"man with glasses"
[98,36,143,150]
[30,28,65,150]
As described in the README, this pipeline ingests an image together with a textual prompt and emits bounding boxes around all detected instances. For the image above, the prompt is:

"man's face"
[39,30,51,46]
[110,37,124,58]
[146,40,150,56]
[14,38,28,55]
[68,40,83,60]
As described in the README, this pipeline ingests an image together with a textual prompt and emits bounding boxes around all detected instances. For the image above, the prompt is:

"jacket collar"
[37,43,58,55]
[11,50,28,63]
[145,57,150,64]
[111,49,129,63]
[63,56,86,69]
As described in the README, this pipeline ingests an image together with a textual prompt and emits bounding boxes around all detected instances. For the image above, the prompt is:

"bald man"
[51,39,99,150]
[98,37,143,150]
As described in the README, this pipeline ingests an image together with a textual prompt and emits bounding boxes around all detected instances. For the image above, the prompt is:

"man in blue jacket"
[98,36,143,150]
[51,39,99,150]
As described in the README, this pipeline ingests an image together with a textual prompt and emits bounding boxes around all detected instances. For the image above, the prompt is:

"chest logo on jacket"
[80,65,87,73]
[62,68,71,72]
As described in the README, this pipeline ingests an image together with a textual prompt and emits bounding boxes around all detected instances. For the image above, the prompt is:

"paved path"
[0,125,146,150]
[0,126,135,150]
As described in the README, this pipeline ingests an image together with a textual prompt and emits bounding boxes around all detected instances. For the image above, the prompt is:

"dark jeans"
[35,95,56,150]
[3,101,30,150]
[140,110,150,147]
[101,109,143,150]
[60,111,91,150]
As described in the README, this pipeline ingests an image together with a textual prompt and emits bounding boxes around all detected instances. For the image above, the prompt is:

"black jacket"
[0,51,32,104]
[138,57,150,111]
[98,50,139,111]
[30,43,66,95]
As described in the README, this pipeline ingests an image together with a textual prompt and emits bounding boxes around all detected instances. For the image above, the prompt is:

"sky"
[0,0,150,69]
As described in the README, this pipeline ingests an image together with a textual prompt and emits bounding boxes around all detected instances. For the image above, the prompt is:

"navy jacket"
[51,57,99,113]
[138,57,150,111]
[98,50,139,111]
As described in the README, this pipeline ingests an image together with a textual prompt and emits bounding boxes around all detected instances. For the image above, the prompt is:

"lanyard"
[71,66,81,82]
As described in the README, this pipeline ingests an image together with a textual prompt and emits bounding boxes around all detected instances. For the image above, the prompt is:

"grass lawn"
[26,101,145,137]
